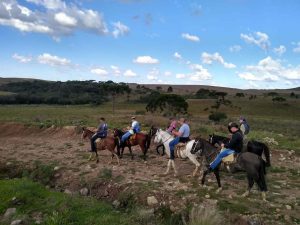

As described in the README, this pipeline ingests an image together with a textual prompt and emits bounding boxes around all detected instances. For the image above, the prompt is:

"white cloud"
[273,45,286,56]
[124,69,137,77]
[240,31,270,51]
[90,68,108,76]
[0,0,109,39]
[12,53,32,63]
[229,45,241,52]
[293,42,300,53]
[176,73,186,79]
[37,53,71,67]
[133,56,159,64]
[201,52,236,69]
[173,52,182,59]
[112,21,129,38]
[181,33,200,42]
[54,12,77,27]
[189,64,212,81]
[147,68,159,81]
[238,56,300,82]
[110,65,121,76]
[164,71,172,76]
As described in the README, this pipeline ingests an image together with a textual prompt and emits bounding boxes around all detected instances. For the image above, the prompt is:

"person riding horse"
[207,122,243,172]
[169,118,190,160]
[167,117,177,134]
[90,117,108,152]
[121,116,141,146]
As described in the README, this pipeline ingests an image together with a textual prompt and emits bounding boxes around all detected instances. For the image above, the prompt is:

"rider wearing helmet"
[208,122,243,171]
[169,118,190,160]
[121,116,141,144]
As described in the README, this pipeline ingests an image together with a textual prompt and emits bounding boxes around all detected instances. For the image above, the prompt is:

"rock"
[54,173,61,178]
[53,166,60,171]
[10,220,22,225]
[275,208,280,212]
[284,215,291,221]
[147,196,158,206]
[247,218,262,225]
[64,189,72,195]
[85,165,92,171]
[103,190,109,197]
[4,208,16,218]
[169,205,176,212]
[138,208,154,217]
[285,205,292,210]
[205,194,210,199]
[6,162,13,166]
[112,200,120,208]
[80,188,89,196]
[273,185,281,189]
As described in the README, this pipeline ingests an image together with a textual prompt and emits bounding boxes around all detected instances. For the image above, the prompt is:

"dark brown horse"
[82,127,120,165]
[113,128,151,160]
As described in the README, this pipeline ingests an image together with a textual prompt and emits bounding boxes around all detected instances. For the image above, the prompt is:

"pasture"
[0,95,300,225]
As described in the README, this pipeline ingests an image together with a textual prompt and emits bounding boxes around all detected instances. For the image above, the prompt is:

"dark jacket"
[97,122,108,137]
[224,130,243,153]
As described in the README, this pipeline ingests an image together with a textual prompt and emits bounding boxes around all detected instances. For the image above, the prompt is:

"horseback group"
[82,115,270,201]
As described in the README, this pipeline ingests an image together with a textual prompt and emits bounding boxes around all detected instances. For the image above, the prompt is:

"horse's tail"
[145,134,151,151]
[262,143,271,167]
[114,137,121,156]
[259,158,268,191]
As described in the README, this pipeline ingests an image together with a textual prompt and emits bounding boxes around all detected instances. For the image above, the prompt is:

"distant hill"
[1,77,299,95]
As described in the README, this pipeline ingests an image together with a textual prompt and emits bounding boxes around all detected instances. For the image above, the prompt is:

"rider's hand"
[221,143,225,148]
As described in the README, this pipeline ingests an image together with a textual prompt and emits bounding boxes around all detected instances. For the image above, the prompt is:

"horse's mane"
[158,129,172,138]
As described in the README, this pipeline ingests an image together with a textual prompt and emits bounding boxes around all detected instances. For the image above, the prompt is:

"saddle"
[126,133,137,145]
[221,149,237,165]
[95,138,104,147]
[175,143,187,158]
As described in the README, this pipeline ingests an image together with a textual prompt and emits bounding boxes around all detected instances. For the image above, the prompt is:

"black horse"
[191,138,268,201]
[209,134,271,167]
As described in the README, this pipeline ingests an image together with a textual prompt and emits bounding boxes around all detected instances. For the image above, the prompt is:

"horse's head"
[153,129,163,144]
[190,138,205,155]
[208,134,215,145]
[113,128,121,137]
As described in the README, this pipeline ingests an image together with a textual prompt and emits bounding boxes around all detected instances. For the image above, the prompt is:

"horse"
[81,127,120,165]
[153,129,202,177]
[191,138,268,201]
[113,128,151,160]
[209,134,271,167]
[148,126,165,156]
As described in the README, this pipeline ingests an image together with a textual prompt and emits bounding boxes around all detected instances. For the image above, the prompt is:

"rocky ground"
[0,123,299,225]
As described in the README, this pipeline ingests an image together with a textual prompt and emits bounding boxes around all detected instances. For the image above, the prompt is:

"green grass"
[0,178,138,225]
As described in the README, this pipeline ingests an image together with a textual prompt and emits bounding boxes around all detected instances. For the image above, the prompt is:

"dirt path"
[0,123,299,225]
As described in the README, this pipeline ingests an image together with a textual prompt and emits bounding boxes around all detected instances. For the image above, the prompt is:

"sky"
[0,0,300,89]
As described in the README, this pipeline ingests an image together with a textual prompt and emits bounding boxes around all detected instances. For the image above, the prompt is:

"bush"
[188,205,222,225]
[208,112,227,122]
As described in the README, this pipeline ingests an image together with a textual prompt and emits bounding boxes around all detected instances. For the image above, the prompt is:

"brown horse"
[81,127,120,165]
[113,128,151,160]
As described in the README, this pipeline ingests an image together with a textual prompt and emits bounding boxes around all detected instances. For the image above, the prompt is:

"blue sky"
[0,0,300,89]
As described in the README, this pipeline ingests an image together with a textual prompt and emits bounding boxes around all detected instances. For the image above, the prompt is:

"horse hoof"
[216,187,222,194]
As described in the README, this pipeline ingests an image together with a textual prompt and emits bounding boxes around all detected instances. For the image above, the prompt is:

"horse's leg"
[201,170,209,186]
[164,160,171,175]
[171,160,178,177]
[120,147,124,158]
[214,169,222,193]
[95,150,99,163]
[129,146,134,160]
[88,152,93,161]
[113,153,120,165]
[189,155,200,177]
[242,174,254,197]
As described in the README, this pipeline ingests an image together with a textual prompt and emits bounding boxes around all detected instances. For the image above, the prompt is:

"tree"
[146,93,188,116]
[235,92,245,97]
[156,86,162,91]
[290,92,298,98]
[167,86,173,93]
[272,96,286,103]
[208,112,227,122]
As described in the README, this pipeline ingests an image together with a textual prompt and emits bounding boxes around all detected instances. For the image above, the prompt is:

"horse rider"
[169,117,190,160]
[239,116,250,137]
[206,122,243,171]
[121,116,141,145]
[90,117,108,152]
[167,117,177,134]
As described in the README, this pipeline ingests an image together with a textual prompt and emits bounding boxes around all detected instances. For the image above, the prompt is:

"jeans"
[91,133,105,152]
[169,137,180,160]
[210,148,235,169]
[121,131,132,143]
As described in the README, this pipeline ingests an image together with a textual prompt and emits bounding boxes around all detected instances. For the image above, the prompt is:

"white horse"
[154,129,201,177]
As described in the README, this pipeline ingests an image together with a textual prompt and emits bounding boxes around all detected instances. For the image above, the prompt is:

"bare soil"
[0,123,299,225]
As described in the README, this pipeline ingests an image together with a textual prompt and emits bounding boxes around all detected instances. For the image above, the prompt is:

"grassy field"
[0,95,299,151]
[0,178,139,225]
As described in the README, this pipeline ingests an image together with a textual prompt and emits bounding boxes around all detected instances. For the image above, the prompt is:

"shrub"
[208,112,227,122]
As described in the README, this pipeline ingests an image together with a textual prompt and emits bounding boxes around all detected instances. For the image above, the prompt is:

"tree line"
[0,80,131,105]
